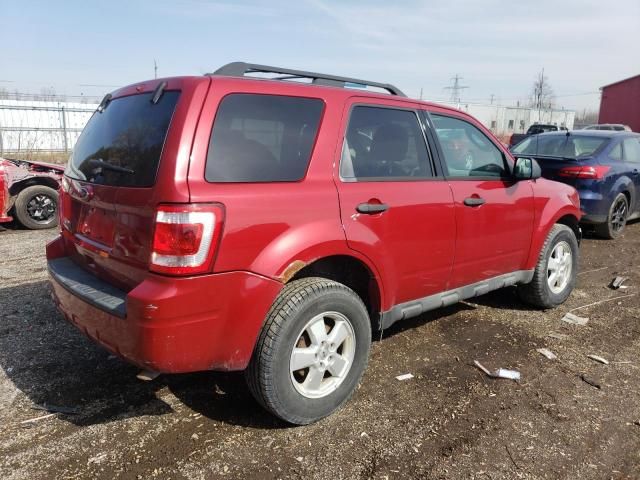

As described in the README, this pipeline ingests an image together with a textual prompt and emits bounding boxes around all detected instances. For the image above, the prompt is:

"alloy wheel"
[26,194,56,224]
[547,240,572,294]
[289,311,356,399]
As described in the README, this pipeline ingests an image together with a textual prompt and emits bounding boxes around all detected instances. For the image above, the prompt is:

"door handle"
[463,197,486,207]
[356,202,389,214]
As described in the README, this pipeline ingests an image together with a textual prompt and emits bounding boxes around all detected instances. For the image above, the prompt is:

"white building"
[439,101,575,142]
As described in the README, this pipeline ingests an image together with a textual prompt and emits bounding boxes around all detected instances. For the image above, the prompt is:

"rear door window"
[623,137,640,163]
[340,106,432,180]
[205,94,324,182]
[67,91,180,187]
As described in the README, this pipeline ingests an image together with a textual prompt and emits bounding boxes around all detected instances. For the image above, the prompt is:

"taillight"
[150,204,224,275]
[558,165,610,179]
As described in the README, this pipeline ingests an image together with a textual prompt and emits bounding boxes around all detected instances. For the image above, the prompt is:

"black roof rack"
[209,62,406,97]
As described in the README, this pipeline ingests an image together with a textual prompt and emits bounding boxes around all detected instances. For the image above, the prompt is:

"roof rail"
[209,61,406,97]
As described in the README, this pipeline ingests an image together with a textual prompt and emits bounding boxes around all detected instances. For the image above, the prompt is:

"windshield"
[511,134,608,159]
[66,91,180,186]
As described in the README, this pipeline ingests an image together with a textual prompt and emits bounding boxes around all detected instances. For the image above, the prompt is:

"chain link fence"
[0,98,99,161]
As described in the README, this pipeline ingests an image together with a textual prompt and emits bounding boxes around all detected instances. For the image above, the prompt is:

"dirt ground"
[0,222,639,480]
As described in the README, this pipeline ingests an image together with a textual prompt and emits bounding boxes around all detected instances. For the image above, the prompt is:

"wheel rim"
[610,197,627,233]
[289,311,356,399]
[26,194,56,224]
[547,241,572,295]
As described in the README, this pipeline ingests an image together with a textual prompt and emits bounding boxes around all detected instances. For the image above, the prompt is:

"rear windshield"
[205,94,324,182]
[66,91,179,187]
[512,134,608,159]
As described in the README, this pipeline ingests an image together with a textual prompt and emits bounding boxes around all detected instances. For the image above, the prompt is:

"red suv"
[47,62,582,424]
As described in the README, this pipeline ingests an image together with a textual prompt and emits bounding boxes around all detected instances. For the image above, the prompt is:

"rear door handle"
[463,197,486,207]
[356,202,389,214]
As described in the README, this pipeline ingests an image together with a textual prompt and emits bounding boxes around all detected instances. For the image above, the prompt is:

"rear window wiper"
[87,158,135,175]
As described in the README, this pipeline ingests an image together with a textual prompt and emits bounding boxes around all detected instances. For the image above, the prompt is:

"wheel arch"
[525,206,582,271]
[556,213,581,245]
[610,175,635,209]
[9,177,60,197]
[289,254,383,328]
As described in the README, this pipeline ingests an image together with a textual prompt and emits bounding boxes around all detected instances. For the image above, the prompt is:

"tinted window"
[512,135,608,159]
[431,114,507,178]
[67,92,179,187]
[512,135,609,158]
[623,137,640,163]
[205,94,323,182]
[340,106,431,180]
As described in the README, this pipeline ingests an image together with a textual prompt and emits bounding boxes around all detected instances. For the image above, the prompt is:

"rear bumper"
[46,236,283,373]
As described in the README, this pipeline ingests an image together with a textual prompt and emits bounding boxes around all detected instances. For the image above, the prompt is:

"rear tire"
[595,193,628,239]
[13,185,59,230]
[246,277,371,425]
[518,224,578,308]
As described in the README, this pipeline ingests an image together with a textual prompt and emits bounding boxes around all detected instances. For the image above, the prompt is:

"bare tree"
[530,68,555,110]
[39,87,58,102]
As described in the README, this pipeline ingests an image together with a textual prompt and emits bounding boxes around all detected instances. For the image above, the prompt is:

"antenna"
[444,74,469,103]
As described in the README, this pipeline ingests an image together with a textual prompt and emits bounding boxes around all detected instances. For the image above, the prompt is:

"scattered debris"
[609,276,629,290]
[474,361,521,381]
[569,294,636,313]
[396,373,414,381]
[537,348,557,360]
[33,403,79,415]
[633,420,640,427]
[562,312,589,326]
[587,354,609,365]
[136,370,160,381]
[20,413,57,425]
[360,432,369,438]
[577,266,608,276]
[295,457,304,463]
[191,433,199,440]
[548,332,569,340]
[580,374,602,389]
[87,453,107,465]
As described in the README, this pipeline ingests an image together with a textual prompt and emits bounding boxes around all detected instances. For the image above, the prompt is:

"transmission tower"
[444,74,469,103]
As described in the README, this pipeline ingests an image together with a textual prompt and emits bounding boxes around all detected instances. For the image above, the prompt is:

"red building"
[599,74,640,132]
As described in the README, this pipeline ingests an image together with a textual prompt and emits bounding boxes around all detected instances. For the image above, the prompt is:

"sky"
[1,0,639,112]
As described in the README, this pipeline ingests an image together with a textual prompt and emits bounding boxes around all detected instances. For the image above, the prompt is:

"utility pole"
[419,87,423,101]
[154,59,158,79]
[444,74,469,104]
[490,94,495,104]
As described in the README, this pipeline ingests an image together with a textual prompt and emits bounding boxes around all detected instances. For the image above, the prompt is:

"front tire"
[595,193,628,239]
[518,224,578,308]
[246,277,372,425]
[13,185,59,230]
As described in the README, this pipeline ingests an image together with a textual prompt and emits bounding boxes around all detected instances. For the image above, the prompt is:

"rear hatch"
[60,79,205,290]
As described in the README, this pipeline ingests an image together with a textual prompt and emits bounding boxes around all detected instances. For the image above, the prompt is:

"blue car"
[511,130,640,238]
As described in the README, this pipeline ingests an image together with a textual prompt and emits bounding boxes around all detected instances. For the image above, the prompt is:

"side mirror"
[514,157,542,180]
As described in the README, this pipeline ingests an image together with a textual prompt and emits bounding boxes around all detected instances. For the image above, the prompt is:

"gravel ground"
[0,222,639,479]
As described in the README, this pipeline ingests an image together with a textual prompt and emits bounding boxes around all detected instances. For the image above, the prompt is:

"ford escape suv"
[47,62,582,425]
